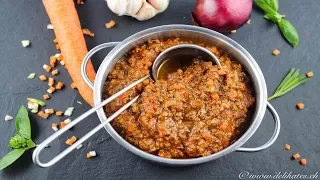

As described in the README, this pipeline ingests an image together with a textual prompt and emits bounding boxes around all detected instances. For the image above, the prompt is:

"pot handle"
[236,102,280,152]
[81,42,120,90]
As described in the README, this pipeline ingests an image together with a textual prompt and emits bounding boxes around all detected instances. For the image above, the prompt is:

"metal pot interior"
[94,25,268,166]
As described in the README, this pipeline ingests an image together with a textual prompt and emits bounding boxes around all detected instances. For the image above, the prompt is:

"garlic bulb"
[106,0,170,21]
[147,0,169,13]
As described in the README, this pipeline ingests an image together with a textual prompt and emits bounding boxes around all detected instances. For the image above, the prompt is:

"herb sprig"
[0,106,36,170]
[268,68,309,100]
[255,0,299,47]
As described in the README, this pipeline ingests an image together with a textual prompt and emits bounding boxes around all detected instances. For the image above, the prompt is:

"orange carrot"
[56,111,63,116]
[60,121,67,128]
[42,0,95,106]
[65,139,73,146]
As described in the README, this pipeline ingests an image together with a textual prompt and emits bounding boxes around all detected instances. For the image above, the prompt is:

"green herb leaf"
[0,106,36,170]
[15,106,31,139]
[0,149,25,170]
[255,0,279,14]
[270,0,279,11]
[278,19,299,48]
[26,139,36,149]
[264,12,285,23]
[264,0,278,11]
[268,68,309,100]
[255,0,299,48]
[274,68,295,92]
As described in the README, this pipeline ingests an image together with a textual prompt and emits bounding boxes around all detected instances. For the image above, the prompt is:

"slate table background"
[0,0,319,180]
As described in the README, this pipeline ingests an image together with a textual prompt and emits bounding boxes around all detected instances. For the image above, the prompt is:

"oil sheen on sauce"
[157,55,197,80]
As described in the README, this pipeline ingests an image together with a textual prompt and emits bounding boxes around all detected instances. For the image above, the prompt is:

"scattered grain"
[56,111,63,116]
[70,82,77,89]
[38,111,49,119]
[48,78,55,86]
[105,20,116,29]
[56,82,64,90]
[43,94,50,100]
[306,72,313,78]
[272,49,280,56]
[45,108,54,115]
[52,69,59,76]
[43,64,52,72]
[300,158,307,165]
[47,87,56,94]
[50,56,57,67]
[296,103,304,110]
[39,75,47,81]
[285,144,291,150]
[293,153,301,159]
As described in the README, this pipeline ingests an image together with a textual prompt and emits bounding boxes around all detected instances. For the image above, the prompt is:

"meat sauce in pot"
[104,38,255,158]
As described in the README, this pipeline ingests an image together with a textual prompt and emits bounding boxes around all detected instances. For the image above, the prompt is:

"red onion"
[192,0,253,32]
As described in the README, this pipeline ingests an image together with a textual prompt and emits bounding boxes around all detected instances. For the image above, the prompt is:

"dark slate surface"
[0,0,319,180]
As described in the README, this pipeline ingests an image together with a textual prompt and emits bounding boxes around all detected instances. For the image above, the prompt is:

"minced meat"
[104,38,255,159]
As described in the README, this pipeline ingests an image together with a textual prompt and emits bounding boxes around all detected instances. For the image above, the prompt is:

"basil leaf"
[268,0,279,11]
[15,106,31,139]
[255,0,278,13]
[278,19,299,48]
[0,149,25,170]
[26,139,36,149]
[264,12,285,23]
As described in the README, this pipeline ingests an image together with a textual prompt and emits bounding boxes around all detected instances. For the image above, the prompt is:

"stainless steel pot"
[34,25,280,167]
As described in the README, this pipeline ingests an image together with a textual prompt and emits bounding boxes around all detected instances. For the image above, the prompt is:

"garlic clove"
[106,0,128,16]
[134,1,158,21]
[126,0,144,16]
[106,0,170,21]
[147,0,169,13]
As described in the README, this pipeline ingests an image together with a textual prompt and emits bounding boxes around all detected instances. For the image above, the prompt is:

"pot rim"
[93,24,268,165]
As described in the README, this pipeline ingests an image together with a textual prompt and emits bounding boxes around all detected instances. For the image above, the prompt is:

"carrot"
[56,111,63,116]
[70,82,77,89]
[65,139,73,146]
[52,69,59,76]
[43,94,50,100]
[42,0,95,106]
[60,121,67,128]
[105,20,116,29]
[55,82,64,90]
[39,75,47,81]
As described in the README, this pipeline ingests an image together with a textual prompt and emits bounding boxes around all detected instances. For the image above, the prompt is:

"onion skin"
[192,0,253,32]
